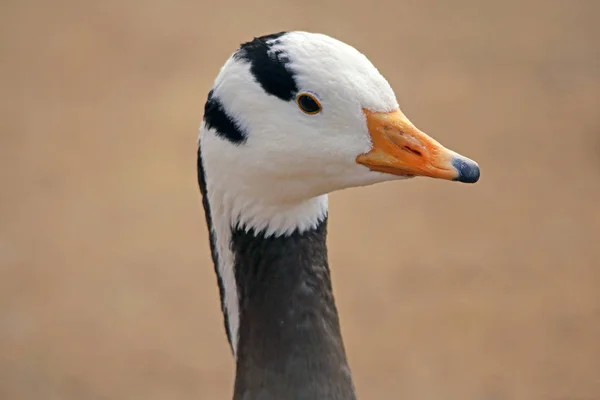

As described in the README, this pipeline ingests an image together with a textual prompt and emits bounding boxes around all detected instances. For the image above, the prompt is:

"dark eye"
[296,93,322,115]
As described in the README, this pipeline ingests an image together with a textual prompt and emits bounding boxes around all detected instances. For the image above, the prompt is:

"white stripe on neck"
[205,184,328,358]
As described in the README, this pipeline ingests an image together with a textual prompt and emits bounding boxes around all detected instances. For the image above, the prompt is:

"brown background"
[1,0,599,399]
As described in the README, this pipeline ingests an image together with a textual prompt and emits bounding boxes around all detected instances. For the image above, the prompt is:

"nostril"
[402,146,422,157]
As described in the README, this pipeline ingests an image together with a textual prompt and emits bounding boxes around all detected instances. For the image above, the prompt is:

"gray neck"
[230,221,356,400]
[197,150,356,399]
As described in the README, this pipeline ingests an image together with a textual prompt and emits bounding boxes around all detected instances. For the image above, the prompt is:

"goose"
[196,31,480,399]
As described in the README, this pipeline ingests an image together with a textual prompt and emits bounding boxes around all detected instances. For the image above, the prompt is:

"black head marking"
[203,90,246,144]
[234,32,299,101]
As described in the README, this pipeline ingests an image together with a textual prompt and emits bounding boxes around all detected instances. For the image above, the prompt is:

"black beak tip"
[452,157,480,183]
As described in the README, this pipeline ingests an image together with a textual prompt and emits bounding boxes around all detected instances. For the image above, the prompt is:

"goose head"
[199,31,479,236]
[198,32,481,397]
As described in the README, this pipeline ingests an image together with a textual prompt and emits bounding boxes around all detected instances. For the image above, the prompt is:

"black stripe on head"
[203,90,247,144]
[234,32,298,101]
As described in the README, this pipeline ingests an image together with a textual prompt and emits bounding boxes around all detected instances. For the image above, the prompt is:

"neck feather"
[231,220,356,399]
[197,150,356,399]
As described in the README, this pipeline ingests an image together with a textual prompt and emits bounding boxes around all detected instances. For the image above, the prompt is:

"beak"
[356,109,480,183]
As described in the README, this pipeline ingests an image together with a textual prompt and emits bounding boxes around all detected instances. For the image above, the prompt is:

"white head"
[198,31,480,356]
[199,31,479,236]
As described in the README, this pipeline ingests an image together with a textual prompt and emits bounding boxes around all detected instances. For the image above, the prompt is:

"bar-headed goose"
[197,31,480,400]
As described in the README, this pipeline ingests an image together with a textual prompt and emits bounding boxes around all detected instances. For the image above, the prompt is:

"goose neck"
[231,220,356,399]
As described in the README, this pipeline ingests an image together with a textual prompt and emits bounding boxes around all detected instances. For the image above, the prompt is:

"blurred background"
[1,0,599,399]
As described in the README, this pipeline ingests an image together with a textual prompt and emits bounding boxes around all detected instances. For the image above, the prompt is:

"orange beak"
[356,109,480,183]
